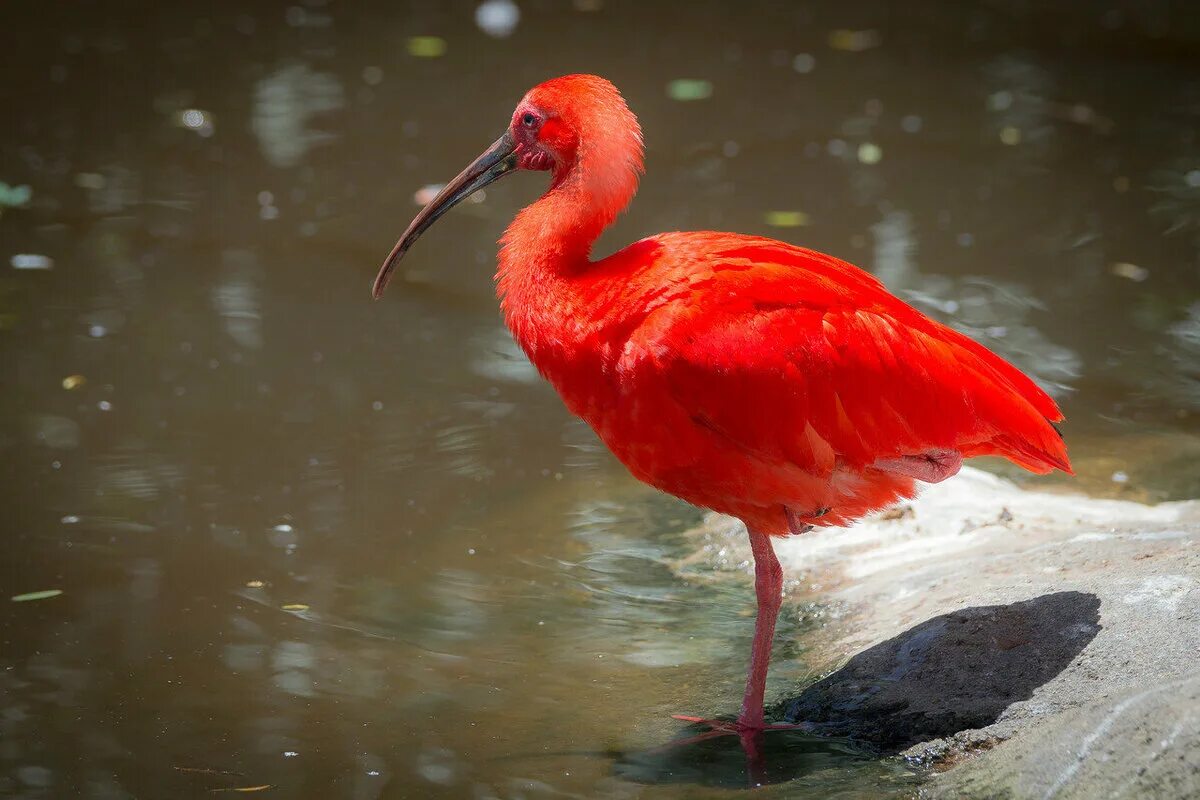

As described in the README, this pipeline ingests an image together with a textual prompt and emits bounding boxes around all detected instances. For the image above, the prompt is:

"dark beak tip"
[371,273,389,301]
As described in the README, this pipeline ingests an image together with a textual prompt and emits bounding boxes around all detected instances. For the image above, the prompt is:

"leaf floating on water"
[281,603,310,612]
[828,29,881,52]
[12,589,63,602]
[764,211,810,227]
[666,79,713,102]
[245,580,265,589]
[210,786,273,794]
[1110,262,1149,282]
[62,374,87,390]
[406,36,447,58]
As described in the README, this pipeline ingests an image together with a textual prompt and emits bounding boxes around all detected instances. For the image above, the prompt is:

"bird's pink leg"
[739,526,783,730]
[667,528,798,785]
[672,527,798,735]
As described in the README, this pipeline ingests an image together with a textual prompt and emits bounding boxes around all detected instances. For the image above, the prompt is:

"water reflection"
[615,730,884,790]
[871,209,1081,395]
[2,1,1199,797]
[252,64,345,168]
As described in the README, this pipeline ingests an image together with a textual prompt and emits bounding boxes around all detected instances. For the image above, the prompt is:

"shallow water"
[2,1,1199,797]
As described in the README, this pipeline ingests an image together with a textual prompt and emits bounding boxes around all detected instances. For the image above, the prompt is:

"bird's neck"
[499,182,606,276]
[495,166,635,342]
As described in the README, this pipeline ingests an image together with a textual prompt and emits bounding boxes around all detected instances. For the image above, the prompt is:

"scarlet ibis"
[373,74,1071,751]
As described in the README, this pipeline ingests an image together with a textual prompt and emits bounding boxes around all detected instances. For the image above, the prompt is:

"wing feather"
[620,236,1070,478]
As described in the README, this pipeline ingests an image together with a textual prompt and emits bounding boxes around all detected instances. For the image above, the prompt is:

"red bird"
[374,74,1071,749]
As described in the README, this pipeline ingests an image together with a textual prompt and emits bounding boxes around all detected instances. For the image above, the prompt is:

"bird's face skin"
[509,105,559,173]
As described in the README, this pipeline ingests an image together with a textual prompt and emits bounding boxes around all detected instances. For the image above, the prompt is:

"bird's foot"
[664,715,812,752]
[785,506,830,535]
[662,715,813,786]
[670,714,808,735]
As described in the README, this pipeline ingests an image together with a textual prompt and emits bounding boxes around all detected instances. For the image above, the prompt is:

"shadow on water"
[615,591,1100,787]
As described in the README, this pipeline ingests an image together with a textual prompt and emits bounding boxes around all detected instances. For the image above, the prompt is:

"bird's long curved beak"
[372,131,519,299]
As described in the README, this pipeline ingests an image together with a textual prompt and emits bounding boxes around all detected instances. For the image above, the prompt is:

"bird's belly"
[563,383,897,534]
[540,353,921,535]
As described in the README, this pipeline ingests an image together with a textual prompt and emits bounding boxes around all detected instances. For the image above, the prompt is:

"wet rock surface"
[690,467,1200,798]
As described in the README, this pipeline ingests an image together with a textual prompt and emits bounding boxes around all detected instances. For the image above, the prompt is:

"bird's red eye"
[522,113,538,128]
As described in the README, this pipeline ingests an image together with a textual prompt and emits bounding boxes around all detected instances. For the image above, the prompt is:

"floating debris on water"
[414,184,443,205]
[0,182,32,208]
[415,183,483,206]
[1111,262,1149,282]
[61,515,80,524]
[666,79,713,102]
[281,603,309,612]
[12,589,63,603]
[245,580,265,588]
[273,523,293,533]
[988,90,1014,111]
[210,785,273,794]
[75,172,106,189]
[857,143,883,164]
[62,375,86,390]
[407,36,447,58]
[11,254,53,270]
[1112,470,1130,484]
[475,0,520,38]
[764,210,810,227]
[999,126,1022,145]
[828,29,881,52]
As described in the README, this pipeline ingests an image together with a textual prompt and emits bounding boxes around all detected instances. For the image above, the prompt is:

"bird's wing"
[616,235,1070,477]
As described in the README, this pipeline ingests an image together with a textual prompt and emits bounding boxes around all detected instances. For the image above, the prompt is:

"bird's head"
[372,74,643,299]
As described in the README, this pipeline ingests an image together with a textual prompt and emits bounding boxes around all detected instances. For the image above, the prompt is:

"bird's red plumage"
[501,229,1070,535]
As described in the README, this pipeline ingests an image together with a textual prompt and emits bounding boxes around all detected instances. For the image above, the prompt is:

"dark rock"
[779,592,1101,751]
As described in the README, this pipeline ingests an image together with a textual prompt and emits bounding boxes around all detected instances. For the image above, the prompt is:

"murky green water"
[2,1,1198,797]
